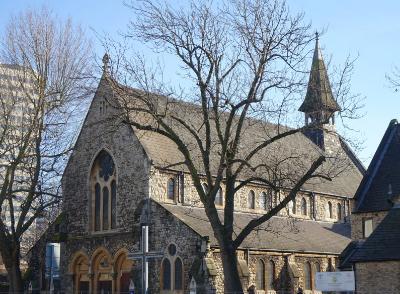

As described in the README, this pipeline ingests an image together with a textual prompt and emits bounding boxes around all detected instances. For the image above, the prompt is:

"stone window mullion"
[107,181,112,230]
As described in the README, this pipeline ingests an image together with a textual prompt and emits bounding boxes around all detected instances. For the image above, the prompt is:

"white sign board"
[315,271,355,291]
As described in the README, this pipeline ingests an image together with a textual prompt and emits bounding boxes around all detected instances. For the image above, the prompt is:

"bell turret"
[299,33,341,152]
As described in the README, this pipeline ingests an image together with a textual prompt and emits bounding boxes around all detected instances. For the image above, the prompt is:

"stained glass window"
[91,150,117,232]
[162,259,171,290]
[103,187,109,230]
[95,183,101,231]
[174,258,183,290]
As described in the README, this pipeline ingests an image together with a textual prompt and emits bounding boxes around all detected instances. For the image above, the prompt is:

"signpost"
[128,199,164,294]
[315,271,355,292]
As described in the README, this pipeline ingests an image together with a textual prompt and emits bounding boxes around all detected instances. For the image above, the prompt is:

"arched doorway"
[92,248,113,293]
[70,252,90,294]
[114,250,134,293]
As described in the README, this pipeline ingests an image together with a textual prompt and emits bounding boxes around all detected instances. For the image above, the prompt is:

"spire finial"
[315,31,319,42]
[102,53,110,75]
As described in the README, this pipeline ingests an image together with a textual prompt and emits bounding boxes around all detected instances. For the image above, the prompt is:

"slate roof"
[159,203,351,254]
[120,87,363,197]
[354,119,400,212]
[299,36,341,113]
[351,207,400,262]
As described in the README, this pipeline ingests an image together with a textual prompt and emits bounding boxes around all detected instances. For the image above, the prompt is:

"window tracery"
[90,150,117,232]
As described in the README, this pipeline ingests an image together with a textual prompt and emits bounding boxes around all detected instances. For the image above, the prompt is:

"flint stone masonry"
[55,73,360,293]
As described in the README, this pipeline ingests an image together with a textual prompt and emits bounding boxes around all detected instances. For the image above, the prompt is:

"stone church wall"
[62,81,151,237]
[150,169,352,224]
[61,82,153,290]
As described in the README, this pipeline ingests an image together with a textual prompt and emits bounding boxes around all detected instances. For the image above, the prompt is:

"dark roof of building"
[354,119,400,212]
[114,86,363,197]
[94,65,363,198]
[298,36,341,113]
[351,207,400,262]
[338,240,364,270]
[159,202,351,254]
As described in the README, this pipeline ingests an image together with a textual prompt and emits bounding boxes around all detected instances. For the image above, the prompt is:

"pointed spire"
[299,33,340,114]
[102,53,110,75]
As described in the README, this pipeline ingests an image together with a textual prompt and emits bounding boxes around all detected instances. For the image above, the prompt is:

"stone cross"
[128,199,164,294]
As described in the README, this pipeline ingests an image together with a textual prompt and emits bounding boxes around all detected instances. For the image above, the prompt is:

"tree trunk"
[221,245,244,293]
[3,248,23,293]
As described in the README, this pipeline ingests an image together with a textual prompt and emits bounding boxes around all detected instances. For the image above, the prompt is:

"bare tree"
[103,0,361,292]
[0,8,92,292]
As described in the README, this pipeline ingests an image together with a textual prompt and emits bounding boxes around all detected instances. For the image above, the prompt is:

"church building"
[51,37,364,293]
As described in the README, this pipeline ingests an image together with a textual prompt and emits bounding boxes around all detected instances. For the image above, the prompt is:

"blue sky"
[1,0,399,167]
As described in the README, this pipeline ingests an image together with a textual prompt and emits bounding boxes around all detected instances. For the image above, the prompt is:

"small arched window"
[256,260,265,290]
[304,262,312,290]
[301,198,307,216]
[337,203,342,221]
[291,199,296,215]
[91,150,117,232]
[260,192,268,210]
[174,258,184,290]
[167,178,176,200]
[248,190,255,209]
[327,201,333,219]
[267,260,275,290]
[215,186,223,206]
[162,258,171,290]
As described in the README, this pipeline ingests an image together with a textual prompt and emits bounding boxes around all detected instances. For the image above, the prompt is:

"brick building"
[340,119,400,293]
[29,37,364,293]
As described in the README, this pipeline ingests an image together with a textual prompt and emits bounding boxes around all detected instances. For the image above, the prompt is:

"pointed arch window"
[304,262,312,290]
[162,258,171,290]
[313,262,321,289]
[337,203,342,221]
[301,198,307,216]
[167,178,176,200]
[260,192,268,210]
[90,150,117,232]
[267,260,275,290]
[327,201,333,219]
[215,186,223,206]
[174,258,183,290]
[291,199,296,215]
[161,244,184,293]
[248,190,255,209]
[256,259,265,290]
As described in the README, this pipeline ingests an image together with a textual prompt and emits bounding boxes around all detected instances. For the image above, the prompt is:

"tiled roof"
[158,203,351,254]
[98,76,363,197]
[354,119,400,212]
[125,91,363,197]
[351,207,400,262]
